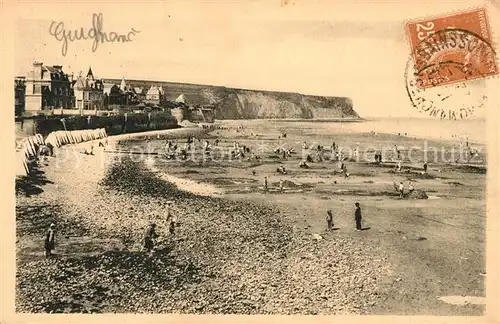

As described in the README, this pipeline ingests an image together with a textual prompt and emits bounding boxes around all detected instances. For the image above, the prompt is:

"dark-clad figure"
[143,222,158,252]
[166,201,177,235]
[169,220,176,235]
[44,223,56,258]
[326,210,333,231]
[423,162,428,174]
[355,203,362,231]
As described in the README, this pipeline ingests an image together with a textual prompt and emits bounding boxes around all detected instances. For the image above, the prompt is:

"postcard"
[1,1,499,323]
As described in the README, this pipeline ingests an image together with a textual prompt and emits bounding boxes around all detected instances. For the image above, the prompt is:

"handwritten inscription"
[49,13,140,56]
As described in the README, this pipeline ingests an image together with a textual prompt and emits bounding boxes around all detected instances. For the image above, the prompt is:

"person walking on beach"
[326,210,334,231]
[399,181,404,198]
[354,203,362,231]
[44,223,56,258]
[143,222,158,253]
[169,219,176,235]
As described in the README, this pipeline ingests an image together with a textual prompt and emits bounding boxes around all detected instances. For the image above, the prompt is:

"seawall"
[15,112,179,140]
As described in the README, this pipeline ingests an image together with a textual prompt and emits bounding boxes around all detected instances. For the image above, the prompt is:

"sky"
[10,0,499,118]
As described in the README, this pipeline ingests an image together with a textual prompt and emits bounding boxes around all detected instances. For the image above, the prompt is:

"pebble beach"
[15,126,394,314]
[16,119,486,315]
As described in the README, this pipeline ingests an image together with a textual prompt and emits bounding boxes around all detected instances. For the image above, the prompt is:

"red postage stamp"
[406,8,498,88]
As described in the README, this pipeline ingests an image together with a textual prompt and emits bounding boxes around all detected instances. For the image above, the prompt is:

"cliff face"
[103,79,360,120]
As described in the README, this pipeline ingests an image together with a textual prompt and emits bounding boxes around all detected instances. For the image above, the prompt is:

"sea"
[268,117,487,146]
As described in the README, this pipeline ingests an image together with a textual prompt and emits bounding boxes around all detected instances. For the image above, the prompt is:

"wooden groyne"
[16,128,108,177]
[44,128,107,148]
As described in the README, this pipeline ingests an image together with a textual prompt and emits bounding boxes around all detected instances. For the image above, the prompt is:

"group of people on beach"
[326,202,364,231]
[395,180,415,198]
[42,201,178,258]
[142,201,177,255]
[39,126,450,258]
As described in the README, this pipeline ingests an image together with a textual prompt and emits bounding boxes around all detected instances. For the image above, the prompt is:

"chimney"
[33,61,43,67]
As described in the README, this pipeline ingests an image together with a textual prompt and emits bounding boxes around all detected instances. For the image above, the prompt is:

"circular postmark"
[405,28,497,119]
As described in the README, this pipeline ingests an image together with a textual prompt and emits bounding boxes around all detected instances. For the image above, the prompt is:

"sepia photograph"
[2,0,499,321]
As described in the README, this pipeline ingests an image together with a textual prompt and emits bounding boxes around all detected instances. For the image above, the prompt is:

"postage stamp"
[405,7,498,88]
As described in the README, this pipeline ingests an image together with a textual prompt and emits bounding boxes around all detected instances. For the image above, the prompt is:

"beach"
[16,118,486,315]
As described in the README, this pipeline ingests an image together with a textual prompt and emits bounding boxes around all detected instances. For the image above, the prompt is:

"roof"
[74,75,86,90]
[175,94,186,103]
[147,85,161,95]
[87,66,94,79]
[43,66,59,73]
[120,77,127,91]
[103,83,117,95]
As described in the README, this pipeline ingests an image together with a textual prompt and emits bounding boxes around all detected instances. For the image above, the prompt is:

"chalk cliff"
[102,79,360,120]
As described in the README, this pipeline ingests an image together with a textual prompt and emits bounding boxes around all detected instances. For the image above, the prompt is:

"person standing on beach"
[169,218,176,235]
[143,222,158,253]
[166,201,177,235]
[279,179,284,192]
[423,162,428,174]
[399,182,404,198]
[264,176,268,192]
[44,223,56,258]
[354,203,362,231]
[326,210,334,231]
